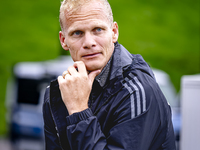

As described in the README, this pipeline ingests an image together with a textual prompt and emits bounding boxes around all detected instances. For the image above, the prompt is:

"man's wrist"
[66,108,94,125]
[68,106,89,115]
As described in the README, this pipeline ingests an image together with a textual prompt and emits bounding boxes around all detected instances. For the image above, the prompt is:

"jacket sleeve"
[43,87,62,150]
[66,108,107,149]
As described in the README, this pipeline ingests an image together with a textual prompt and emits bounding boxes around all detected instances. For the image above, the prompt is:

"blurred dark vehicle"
[6,57,180,149]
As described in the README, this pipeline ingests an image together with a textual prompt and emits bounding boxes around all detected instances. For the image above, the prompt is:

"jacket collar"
[95,55,112,88]
[109,42,134,80]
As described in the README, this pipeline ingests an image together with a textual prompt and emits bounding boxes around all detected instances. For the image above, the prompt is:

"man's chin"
[85,64,103,72]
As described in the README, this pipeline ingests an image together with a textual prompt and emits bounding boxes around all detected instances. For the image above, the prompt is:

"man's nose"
[82,32,96,49]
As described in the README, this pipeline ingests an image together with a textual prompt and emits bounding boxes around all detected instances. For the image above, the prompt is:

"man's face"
[59,1,118,71]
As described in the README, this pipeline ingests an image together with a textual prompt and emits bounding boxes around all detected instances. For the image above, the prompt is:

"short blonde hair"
[59,0,114,31]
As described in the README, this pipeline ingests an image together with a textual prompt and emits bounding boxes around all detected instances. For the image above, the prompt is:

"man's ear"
[59,31,69,50]
[112,22,119,43]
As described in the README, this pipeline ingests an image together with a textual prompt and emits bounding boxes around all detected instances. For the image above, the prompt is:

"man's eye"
[73,31,82,36]
[96,28,102,32]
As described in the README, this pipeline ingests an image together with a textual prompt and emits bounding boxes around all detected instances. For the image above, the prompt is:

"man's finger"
[62,71,70,79]
[73,61,87,75]
[58,75,64,83]
[67,66,78,76]
[88,70,101,83]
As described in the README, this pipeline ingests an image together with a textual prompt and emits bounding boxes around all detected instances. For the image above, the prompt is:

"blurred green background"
[0,0,199,136]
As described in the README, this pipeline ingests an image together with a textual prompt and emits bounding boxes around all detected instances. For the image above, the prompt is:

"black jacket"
[43,43,176,150]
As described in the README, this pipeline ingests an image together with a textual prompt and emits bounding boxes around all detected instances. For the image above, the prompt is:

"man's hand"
[58,61,100,115]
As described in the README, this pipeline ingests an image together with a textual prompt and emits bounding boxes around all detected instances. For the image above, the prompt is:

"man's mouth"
[82,52,101,58]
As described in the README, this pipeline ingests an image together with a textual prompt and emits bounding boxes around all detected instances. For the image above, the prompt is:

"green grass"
[0,0,199,135]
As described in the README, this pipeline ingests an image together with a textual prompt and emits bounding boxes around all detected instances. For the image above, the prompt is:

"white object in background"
[180,74,200,150]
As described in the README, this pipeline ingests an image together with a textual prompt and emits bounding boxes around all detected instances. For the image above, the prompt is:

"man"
[43,0,176,149]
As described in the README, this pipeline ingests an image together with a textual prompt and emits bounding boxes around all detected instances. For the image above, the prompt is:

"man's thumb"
[88,70,101,83]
